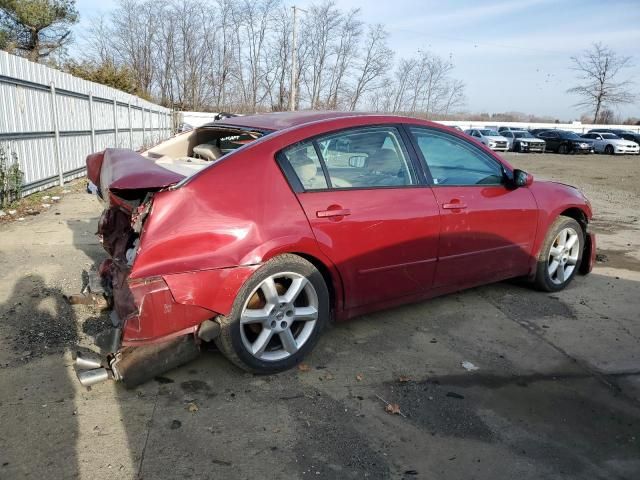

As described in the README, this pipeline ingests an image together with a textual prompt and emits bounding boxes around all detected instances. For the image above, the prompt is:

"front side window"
[409,127,504,186]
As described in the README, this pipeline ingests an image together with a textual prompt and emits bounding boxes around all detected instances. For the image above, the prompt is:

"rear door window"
[280,126,417,190]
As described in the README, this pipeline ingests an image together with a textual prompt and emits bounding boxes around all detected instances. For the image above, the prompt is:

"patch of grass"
[0,145,23,208]
[0,177,87,224]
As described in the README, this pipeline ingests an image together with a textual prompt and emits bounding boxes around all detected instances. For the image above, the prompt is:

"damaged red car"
[75,112,596,387]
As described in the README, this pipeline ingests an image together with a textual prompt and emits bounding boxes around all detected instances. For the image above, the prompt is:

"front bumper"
[520,143,545,152]
[572,145,594,153]
[613,146,640,154]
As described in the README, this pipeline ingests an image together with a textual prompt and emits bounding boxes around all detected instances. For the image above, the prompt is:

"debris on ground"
[385,403,402,415]
[186,402,199,413]
[297,363,311,372]
[356,373,364,381]
[398,375,412,383]
[376,394,407,417]
[461,361,479,371]
[446,392,465,400]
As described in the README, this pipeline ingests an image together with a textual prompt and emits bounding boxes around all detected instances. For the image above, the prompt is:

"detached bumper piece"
[74,335,200,389]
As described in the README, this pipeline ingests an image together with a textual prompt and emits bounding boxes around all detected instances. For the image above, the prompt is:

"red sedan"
[77,112,595,387]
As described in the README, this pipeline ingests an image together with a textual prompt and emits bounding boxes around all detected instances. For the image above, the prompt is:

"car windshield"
[564,132,581,139]
[479,130,500,136]
[601,133,620,139]
[514,131,534,138]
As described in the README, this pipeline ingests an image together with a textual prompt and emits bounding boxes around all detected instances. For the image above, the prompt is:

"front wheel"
[558,144,569,154]
[605,145,614,155]
[215,254,330,373]
[534,216,584,292]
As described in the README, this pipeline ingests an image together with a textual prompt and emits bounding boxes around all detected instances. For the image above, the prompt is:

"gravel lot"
[0,152,639,479]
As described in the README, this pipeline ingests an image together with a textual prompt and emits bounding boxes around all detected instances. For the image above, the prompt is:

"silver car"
[464,129,509,151]
[581,132,640,155]
[501,130,546,153]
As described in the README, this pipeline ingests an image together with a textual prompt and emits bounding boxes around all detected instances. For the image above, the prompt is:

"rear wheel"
[534,216,584,292]
[605,144,614,155]
[215,254,329,373]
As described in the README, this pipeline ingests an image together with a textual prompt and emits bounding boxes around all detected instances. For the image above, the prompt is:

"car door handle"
[316,208,351,218]
[442,202,467,210]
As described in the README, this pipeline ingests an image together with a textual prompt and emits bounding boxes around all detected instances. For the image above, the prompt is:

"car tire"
[514,142,521,152]
[605,145,614,155]
[215,254,330,373]
[558,144,568,154]
[533,216,584,292]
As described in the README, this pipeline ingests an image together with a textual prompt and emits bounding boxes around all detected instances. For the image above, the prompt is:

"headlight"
[580,143,588,148]
[520,141,528,146]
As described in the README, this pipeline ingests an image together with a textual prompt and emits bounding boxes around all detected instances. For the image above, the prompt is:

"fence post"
[113,98,118,147]
[128,102,133,149]
[142,107,146,147]
[88,93,96,152]
[49,82,63,186]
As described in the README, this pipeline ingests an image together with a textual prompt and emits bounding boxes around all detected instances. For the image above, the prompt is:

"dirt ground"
[0,152,639,479]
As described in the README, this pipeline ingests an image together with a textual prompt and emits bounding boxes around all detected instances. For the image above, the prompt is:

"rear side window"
[282,142,328,190]
[409,127,504,186]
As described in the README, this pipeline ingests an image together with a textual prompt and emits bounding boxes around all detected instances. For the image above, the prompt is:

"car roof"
[211,111,385,131]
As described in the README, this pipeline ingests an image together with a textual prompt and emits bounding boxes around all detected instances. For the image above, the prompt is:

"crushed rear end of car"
[74,149,219,388]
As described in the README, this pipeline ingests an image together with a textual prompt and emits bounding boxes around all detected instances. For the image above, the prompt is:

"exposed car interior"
[143,125,265,176]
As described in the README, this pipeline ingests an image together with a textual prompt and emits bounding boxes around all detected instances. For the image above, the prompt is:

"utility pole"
[289,6,298,111]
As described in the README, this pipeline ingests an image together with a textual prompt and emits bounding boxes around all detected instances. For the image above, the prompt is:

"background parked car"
[529,128,552,136]
[501,130,546,152]
[588,128,640,146]
[464,128,509,151]
[581,132,640,155]
[498,126,526,134]
[536,130,594,154]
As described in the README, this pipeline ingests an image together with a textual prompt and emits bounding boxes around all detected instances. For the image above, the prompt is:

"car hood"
[517,137,545,143]
[485,136,507,141]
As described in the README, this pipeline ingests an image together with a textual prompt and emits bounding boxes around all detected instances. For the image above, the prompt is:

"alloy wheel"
[239,272,319,361]
[547,227,580,285]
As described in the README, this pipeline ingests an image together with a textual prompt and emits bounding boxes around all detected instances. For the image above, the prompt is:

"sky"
[73,0,640,120]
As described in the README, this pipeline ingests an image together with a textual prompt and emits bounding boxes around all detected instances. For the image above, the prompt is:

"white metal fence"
[0,51,173,194]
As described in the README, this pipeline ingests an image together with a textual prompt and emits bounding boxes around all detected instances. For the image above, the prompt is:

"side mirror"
[513,169,533,187]
[348,155,367,168]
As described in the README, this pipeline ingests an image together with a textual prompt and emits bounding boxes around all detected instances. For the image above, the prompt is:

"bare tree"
[568,42,635,124]
[325,8,361,109]
[442,79,466,115]
[303,1,342,108]
[77,0,465,116]
[349,24,391,111]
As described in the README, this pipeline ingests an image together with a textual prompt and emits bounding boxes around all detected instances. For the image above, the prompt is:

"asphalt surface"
[0,152,639,479]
